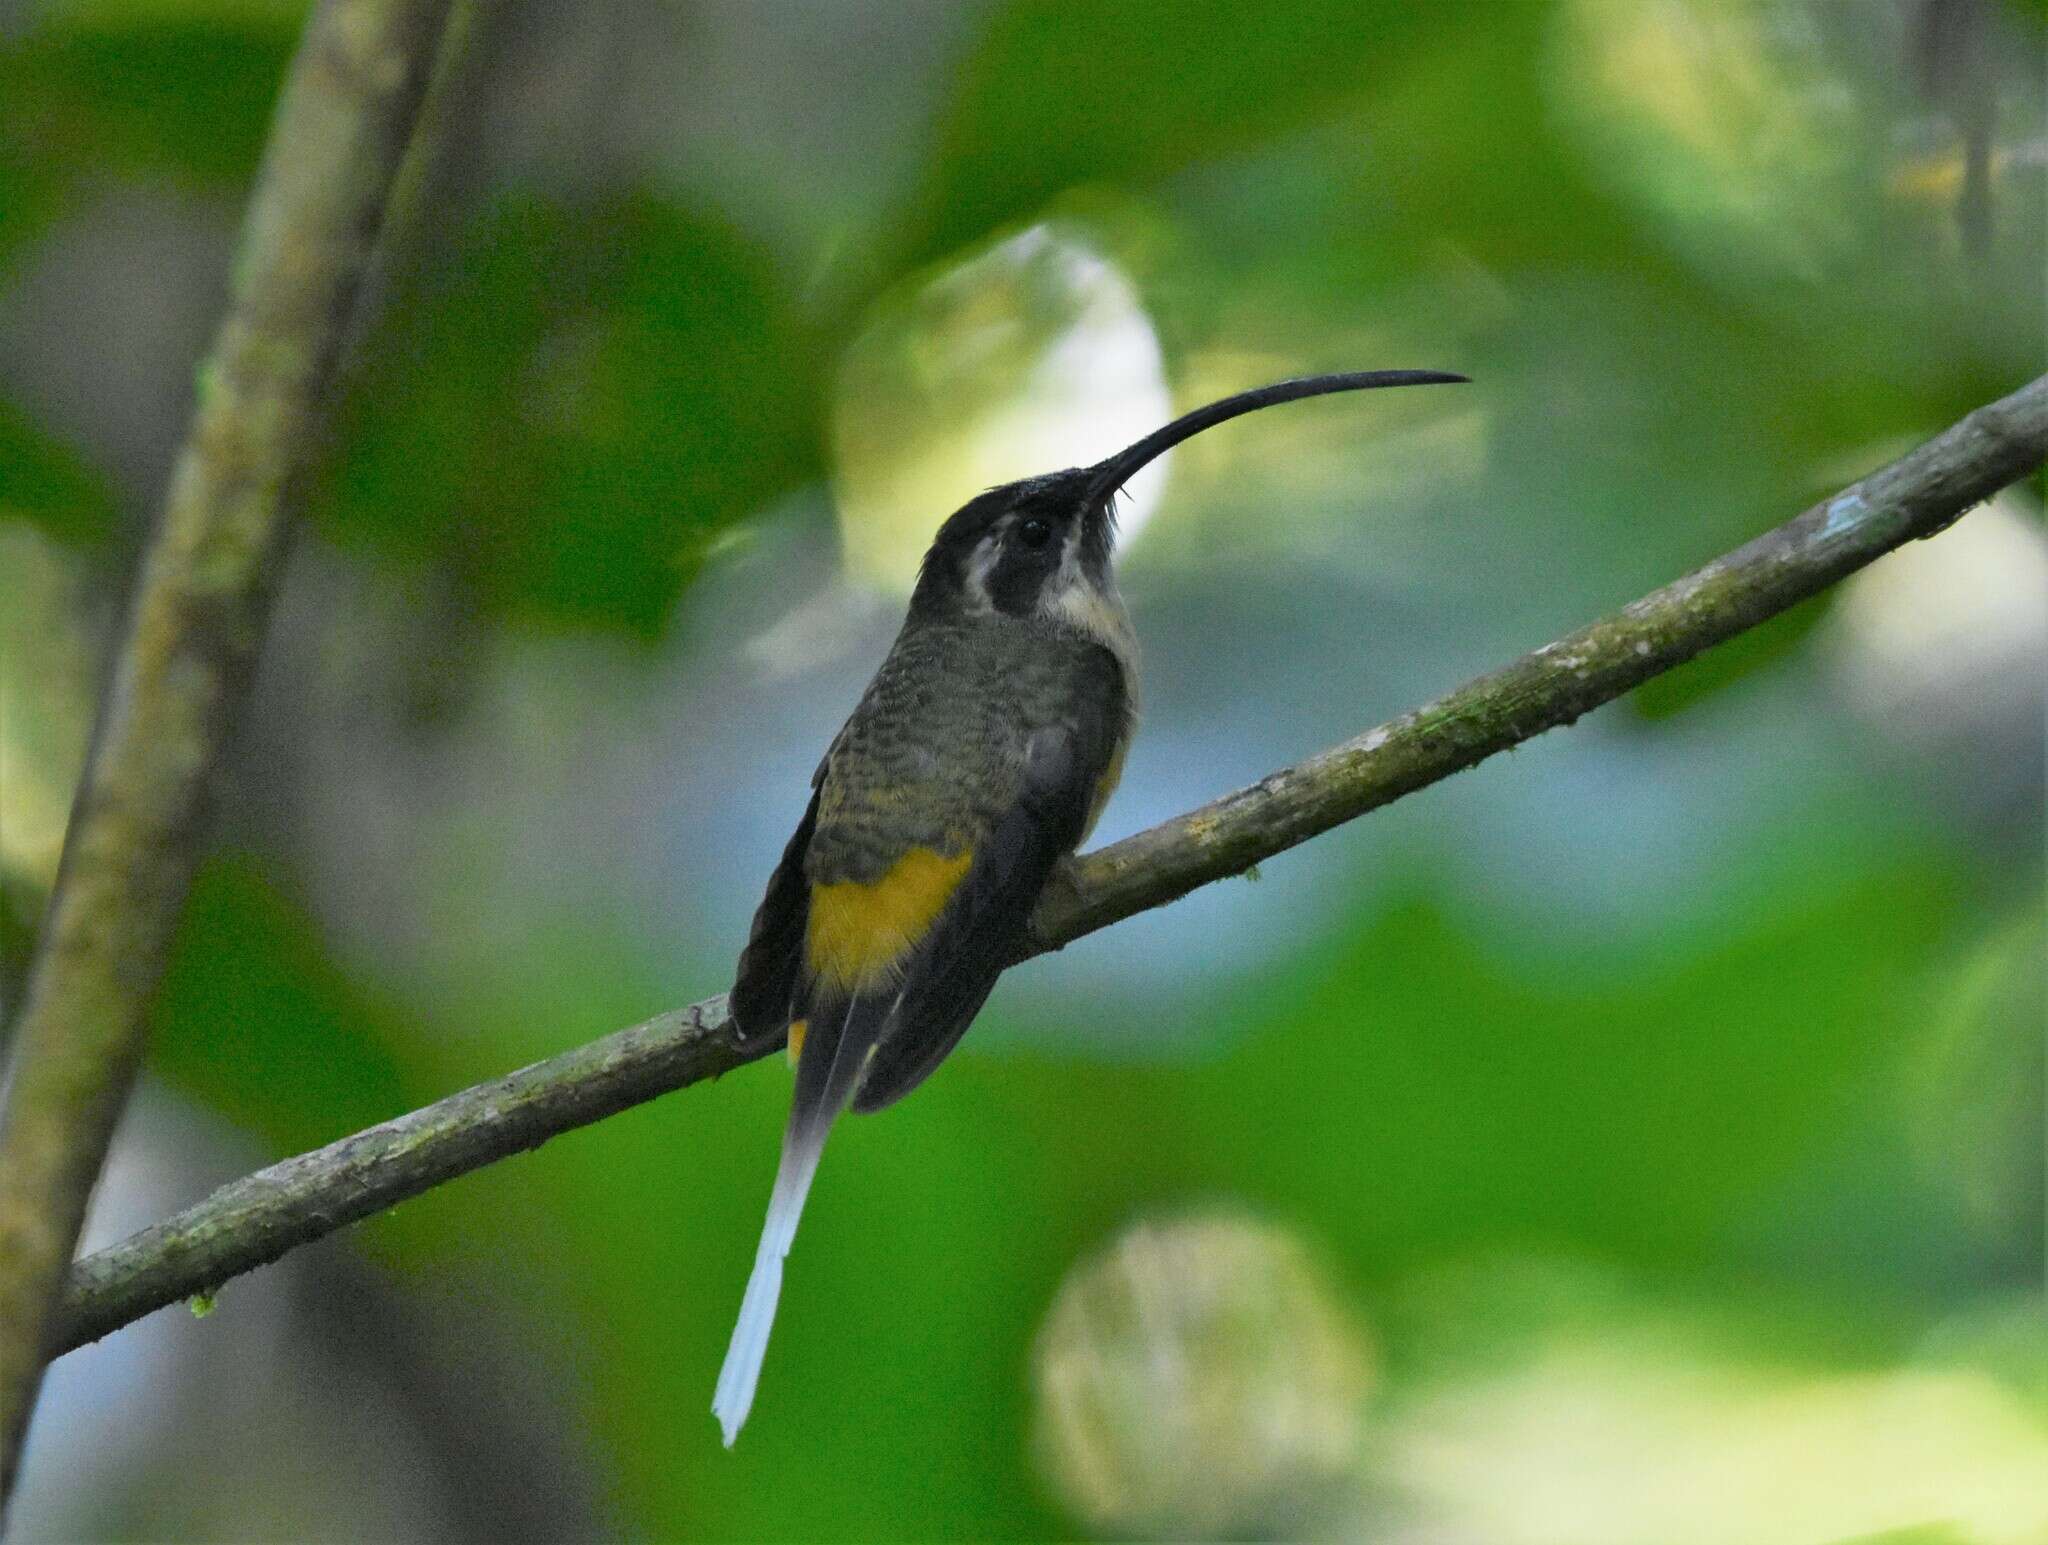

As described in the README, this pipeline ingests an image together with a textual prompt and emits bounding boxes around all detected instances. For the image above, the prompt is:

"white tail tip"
[712,1247,784,1446]
[711,1126,824,1446]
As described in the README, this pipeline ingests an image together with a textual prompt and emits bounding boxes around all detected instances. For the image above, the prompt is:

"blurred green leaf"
[0,13,292,192]
[0,146,67,274]
[899,0,1461,276]
[151,855,413,1151]
[0,401,115,548]
[323,192,819,636]
[1175,858,1962,1269]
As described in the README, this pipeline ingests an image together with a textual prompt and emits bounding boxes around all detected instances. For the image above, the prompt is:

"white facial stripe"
[1036,523,1076,612]
[963,531,1002,612]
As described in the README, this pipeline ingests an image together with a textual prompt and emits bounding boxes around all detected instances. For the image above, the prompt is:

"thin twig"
[52,372,2048,1359]
[0,0,456,1499]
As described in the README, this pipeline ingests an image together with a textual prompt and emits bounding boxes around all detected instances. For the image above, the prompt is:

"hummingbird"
[712,368,1467,1444]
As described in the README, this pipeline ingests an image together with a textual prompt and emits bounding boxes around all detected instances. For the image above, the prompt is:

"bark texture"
[0,0,456,1499]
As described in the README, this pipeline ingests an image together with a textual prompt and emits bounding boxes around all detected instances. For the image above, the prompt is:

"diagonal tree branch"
[53,372,2048,1360]
[0,0,457,1497]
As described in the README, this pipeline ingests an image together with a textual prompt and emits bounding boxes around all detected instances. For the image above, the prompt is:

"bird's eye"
[1017,517,1053,550]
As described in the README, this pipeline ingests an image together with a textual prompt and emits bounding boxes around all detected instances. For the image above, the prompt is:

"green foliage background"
[1,0,2043,1539]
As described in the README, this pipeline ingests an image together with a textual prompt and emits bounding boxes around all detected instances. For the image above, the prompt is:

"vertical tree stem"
[0,0,455,1503]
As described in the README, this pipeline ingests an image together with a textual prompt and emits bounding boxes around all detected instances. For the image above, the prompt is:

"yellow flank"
[786,1018,807,1068]
[806,846,974,991]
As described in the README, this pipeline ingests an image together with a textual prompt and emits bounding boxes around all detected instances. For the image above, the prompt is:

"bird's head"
[907,369,1467,630]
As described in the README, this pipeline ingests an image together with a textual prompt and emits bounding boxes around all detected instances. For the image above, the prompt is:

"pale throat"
[1040,558,1140,716]
[1041,574,1133,659]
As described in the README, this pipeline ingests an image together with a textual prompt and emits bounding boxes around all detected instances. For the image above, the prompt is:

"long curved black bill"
[1084,369,1468,506]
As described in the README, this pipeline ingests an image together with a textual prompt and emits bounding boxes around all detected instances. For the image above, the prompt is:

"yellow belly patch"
[806,846,973,992]
[786,1018,807,1068]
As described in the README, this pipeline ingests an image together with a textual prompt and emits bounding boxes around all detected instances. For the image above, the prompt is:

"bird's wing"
[727,762,826,1047]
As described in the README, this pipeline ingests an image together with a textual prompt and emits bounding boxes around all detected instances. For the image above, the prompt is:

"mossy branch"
[53,372,2048,1359]
[0,0,456,1499]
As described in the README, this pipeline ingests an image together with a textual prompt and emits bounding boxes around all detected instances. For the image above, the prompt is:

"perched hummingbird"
[713,368,1467,1443]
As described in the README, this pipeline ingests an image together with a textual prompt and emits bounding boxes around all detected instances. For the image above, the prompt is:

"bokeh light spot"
[832,224,1172,593]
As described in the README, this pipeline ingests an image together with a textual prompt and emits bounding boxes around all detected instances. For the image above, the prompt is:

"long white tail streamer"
[711,1119,827,1446]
